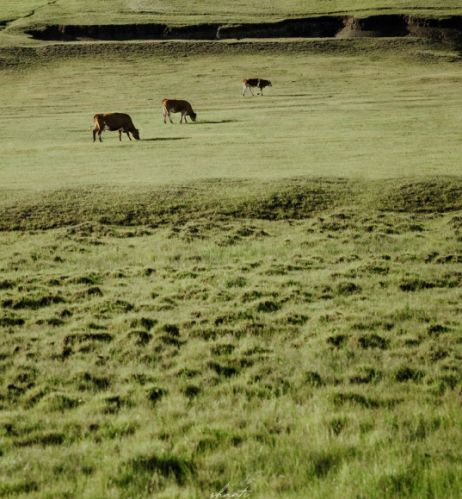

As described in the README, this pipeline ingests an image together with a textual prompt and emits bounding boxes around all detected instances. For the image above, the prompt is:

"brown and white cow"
[162,99,197,124]
[242,78,272,96]
[92,113,140,142]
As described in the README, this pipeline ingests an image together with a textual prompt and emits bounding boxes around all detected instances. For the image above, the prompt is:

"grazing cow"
[92,113,140,142]
[162,99,197,124]
[242,78,272,96]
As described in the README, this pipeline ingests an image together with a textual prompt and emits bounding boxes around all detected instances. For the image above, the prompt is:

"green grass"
[2,0,462,26]
[0,1,44,23]
[1,37,462,498]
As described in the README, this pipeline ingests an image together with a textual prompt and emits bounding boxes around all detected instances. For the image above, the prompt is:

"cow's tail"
[92,114,105,131]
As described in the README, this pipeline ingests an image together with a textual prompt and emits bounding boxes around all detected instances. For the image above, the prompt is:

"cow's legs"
[93,124,103,142]
[242,83,247,96]
[249,86,254,96]
[119,130,122,141]
[126,131,132,141]
[163,108,173,124]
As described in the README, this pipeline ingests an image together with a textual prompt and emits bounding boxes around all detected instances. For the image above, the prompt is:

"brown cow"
[162,99,197,124]
[92,113,140,142]
[242,78,272,96]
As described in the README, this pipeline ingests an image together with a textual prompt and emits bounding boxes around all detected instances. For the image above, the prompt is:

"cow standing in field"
[242,78,272,96]
[92,113,140,142]
[162,99,197,124]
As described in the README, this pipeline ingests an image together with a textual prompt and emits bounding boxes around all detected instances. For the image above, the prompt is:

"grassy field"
[2,42,462,197]
[1,21,462,499]
[2,0,462,25]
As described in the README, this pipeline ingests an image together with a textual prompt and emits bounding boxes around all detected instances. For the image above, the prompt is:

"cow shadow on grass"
[193,119,238,125]
[142,137,189,142]
[281,94,312,98]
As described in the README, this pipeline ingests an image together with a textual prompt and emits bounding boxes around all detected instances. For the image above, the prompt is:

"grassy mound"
[2,176,462,231]
[0,178,353,230]
[378,177,462,212]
